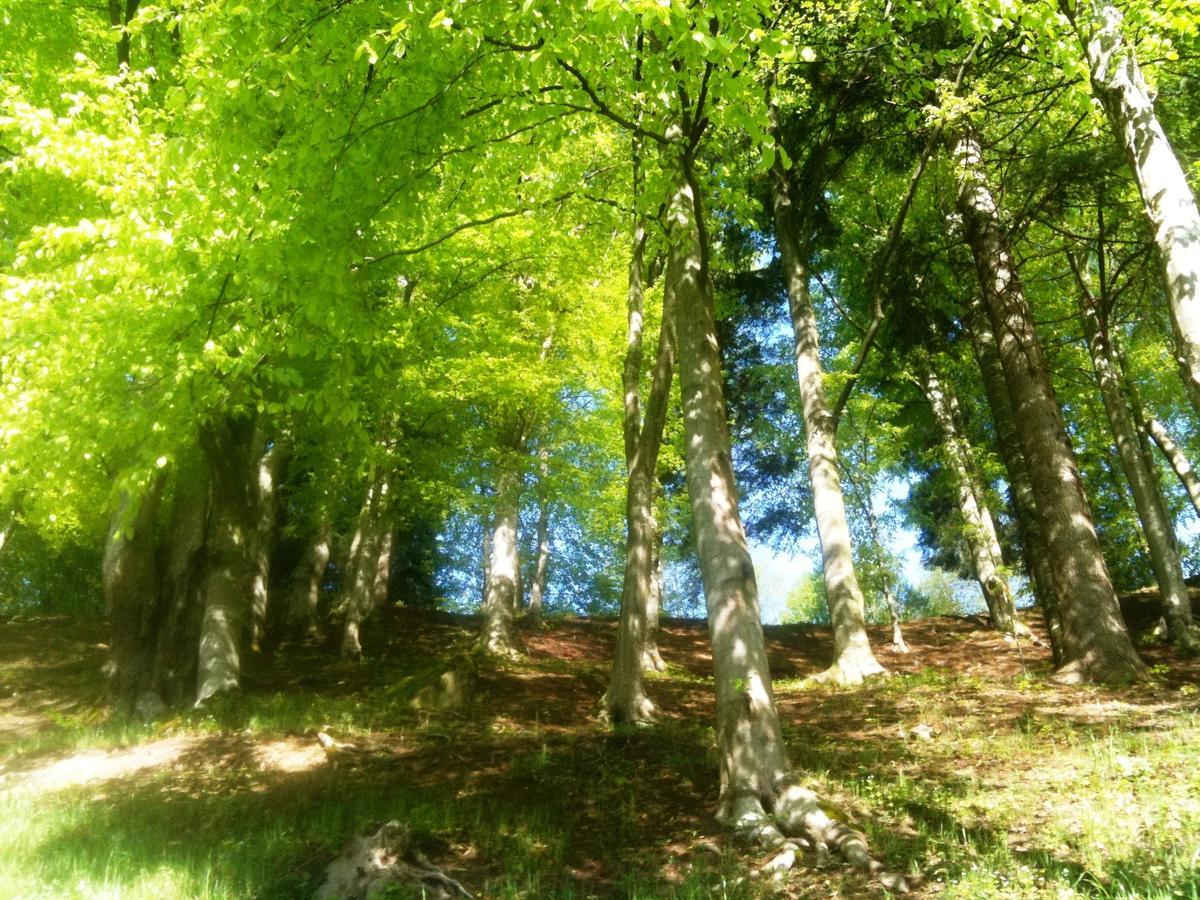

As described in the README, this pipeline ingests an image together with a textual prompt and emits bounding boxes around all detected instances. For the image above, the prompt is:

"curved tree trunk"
[604,225,677,724]
[1076,274,1197,650]
[918,354,1016,633]
[103,472,165,715]
[769,149,884,685]
[195,414,259,706]
[480,464,523,656]
[1072,1,1200,420]
[953,131,1143,684]
[967,297,1064,660]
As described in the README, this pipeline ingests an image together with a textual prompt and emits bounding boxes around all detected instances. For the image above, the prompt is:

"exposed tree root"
[316,821,472,899]
[641,645,666,672]
[721,784,908,893]
[597,689,657,727]
[478,632,523,659]
[806,656,888,687]
[1051,653,1147,686]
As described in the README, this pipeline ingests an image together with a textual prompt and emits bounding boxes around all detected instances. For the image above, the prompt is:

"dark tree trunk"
[248,440,286,651]
[153,459,210,706]
[953,131,1143,683]
[967,297,1064,660]
[103,472,165,714]
[285,520,332,641]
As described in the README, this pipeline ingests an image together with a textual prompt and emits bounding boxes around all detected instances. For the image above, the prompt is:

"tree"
[952,129,1145,683]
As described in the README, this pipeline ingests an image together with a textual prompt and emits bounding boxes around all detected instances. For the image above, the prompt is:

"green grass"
[3,615,1200,898]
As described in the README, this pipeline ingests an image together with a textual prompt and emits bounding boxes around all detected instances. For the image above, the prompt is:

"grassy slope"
[1,608,1198,899]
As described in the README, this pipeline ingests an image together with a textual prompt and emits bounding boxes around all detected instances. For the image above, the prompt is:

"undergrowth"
[2,614,1199,898]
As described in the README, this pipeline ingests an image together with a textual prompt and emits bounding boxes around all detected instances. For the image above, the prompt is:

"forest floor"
[1,606,1198,899]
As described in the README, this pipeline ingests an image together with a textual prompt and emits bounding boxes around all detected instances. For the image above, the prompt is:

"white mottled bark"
[919,356,1016,633]
[1077,1,1200,418]
[770,149,884,684]
[1077,279,1197,649]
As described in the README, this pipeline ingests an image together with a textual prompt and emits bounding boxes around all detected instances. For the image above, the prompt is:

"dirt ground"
[1,606,1197,897]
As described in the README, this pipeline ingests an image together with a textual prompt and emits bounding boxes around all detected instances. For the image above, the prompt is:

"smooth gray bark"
[770,151,884,684]
[1071,1,1200,419]
[967,298,1064,659]
[480,465,522,656]
[527,450,551,623]
[1075,273,1197,649]
[341,481,388,660]
[671,163,786,825]
[953,131,1144,683]
[248,441,285,650]
[604,232,677,724]
[195,415,259,705]
[1143,414,1200,521]
[642,527,666,672]
[672,159,894,881]
[918,354,1016,633]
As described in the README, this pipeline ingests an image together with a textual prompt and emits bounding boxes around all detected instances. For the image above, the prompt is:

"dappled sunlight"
[1,735,197,795]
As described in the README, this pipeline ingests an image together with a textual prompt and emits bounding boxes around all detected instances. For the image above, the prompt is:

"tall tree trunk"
[480,465,523,656]
[769,151,884,684]
[1076,275,1198,650]
[341,481,387,660]
[671,160,891,877]
[642,524,666,672]
[672,163,786,825]
[953,131,1143,683]
[966,298,1064,661]
[527,450,552,624]
[286,520,332,641]
[195,415,259,706]
[154,460,209,706]
[1070,1,1200,420]
[918,354,1016,633]
[1141,414,1200,521]
[372,530,393,606]
[103,472,165,714]
[248,440,286,651]
[604,231,677,724]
